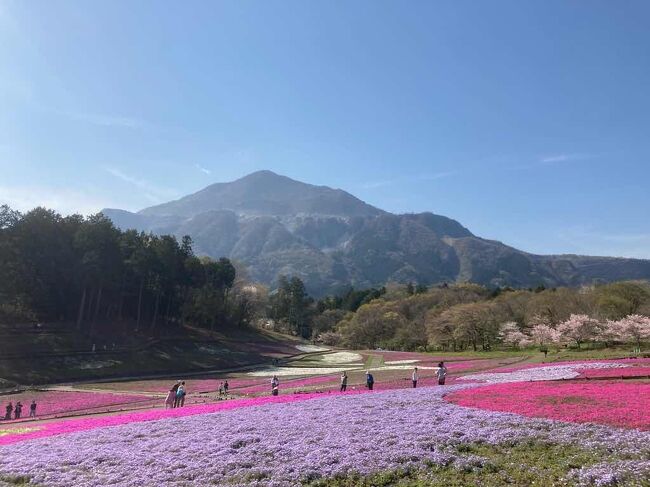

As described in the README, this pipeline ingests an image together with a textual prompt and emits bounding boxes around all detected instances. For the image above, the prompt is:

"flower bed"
[494,358,650,374]
[0,391,357,446]
[236,375,340,394]
[0,386,648,486]
[459,362,630,384]
[446,381,650,430]
[579,367,650,379]
[82,377,269,394]
[0,390,153,419]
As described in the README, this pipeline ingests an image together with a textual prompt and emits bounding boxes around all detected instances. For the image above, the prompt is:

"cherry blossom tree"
[499,322,532,348]
[556,314,602,348]
[530,324,561,347]
[618,314,650,348]
[598,319,627,346]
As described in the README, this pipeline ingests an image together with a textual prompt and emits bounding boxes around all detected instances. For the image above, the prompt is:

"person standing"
[4,402,13,420]
[271,375,279,396]
[436,362,448,385]
[176,382,187,407]
[412,367,419,388]
[14,402,22,420]
[171,380,181,408]
[366,371,374,391]
[340,371,348,392]
[223,380,229,395]
[29,400,37,418]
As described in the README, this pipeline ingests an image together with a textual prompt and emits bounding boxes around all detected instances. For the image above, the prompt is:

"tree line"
[0,205,255,334]
[326,281,650,351]
[3,204,649,351]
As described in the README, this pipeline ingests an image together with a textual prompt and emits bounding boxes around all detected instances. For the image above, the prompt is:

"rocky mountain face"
[102,170,650,296]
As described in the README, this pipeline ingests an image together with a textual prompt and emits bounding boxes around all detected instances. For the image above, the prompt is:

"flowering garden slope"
[447,381,650,430]
[0,390,152,418]
[1,358,649,486]
[1,385,649,486]
[0,392,345,446]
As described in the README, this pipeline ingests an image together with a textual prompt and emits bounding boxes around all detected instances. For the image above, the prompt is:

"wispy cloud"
[195,164,211,175]
[360,171,455,190]
[103,167,178,203]
[538,153,594,164]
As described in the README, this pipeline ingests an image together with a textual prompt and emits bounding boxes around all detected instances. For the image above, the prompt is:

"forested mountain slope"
[102,171,650,295]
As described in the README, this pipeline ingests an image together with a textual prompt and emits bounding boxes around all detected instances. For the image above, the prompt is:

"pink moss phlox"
[237,375,338,393]
[0,390,367,446]
[447,380,650,430]
[578,367,650,379]
[495,358,650,373]
[0,391,152,418]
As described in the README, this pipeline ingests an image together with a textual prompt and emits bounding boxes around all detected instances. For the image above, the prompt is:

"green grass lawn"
[308,441,643,487]
[424,346,645,363]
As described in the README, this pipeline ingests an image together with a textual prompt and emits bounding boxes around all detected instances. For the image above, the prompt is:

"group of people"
[164,381,188,409]
[3,400,37,421]
[411,362,448,388]
[338,361,448,392]
[161,361,449,405]
[218,380,230,397]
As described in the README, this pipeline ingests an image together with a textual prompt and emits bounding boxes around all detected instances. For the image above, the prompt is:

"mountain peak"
[138,170,384,218]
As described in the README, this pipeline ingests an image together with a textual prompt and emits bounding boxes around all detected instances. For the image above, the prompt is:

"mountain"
[102,170,650,295]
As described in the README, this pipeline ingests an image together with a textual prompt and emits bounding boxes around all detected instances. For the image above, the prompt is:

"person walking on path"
[271,375,280,396]
[14,402,22,420]
[4,402,13,420]
[164,388,175,409]
[176,382,187,407]
[412,367,419,388]
[29,400,37,418]
[436,362,448,385]
[340,371,348,392]
[366,371,374,391]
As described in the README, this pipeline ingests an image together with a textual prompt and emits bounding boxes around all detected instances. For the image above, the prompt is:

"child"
[164,389,175,409]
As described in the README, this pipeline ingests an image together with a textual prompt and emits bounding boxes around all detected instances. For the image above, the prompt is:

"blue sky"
[1,1,649,258]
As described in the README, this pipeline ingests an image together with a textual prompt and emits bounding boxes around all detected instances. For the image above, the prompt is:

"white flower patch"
[295,345,330,353]
[459,362,630,384]
[318,352,364,364]
[375,365,439,371]
[247,366,360,377]
[384,360,420,365]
